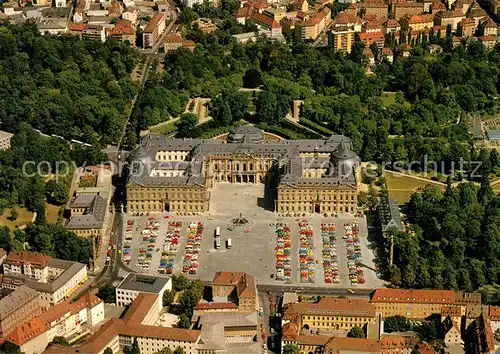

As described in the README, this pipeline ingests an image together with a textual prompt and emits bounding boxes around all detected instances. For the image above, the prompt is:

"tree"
[283,343,301,354]
[347,326,365,338]
[176,113,198,138]
[173,347,184,354]
[97,284,116,303]
[384,315,412,333]
[415,322,438,342]
[52,336,70,346]
[163,289,175,308]
[0,226,12,251]
[9,208,18,221]
[45,180,68,205]
[123,338,140,354]
[242,69,263,88]
[154,348,173,354]
[104,349,113,354]
[177,313,191,328]
[173,275,189,292]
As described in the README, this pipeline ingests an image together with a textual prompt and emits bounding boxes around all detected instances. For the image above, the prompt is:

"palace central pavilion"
[126,125,360,214]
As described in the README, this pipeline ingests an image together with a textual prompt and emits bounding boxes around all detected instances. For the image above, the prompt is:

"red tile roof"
[69,22,88,31]
[324,337,381,354]
[6,317,46,347]
[144,13,166,33]
[382,47,393,55]
[166,33,183,43]
[122,293,158,325]
[250,12,281,28]
[359,31,385,43]
[417,342,438,354]
[489,305,500,319]
[380,335,419,349]
[404,14,435,24]
[384,19,401,27]
[110,19,136,36]
[194,302,238,311]
[371,288,457,304]
[363,47,374,57]
[6,250,50,268]
[441,306,462,317]
[213,271,257,298]
[234,4,253,18]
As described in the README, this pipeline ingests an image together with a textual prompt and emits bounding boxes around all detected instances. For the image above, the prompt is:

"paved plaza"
[121,183,383,289]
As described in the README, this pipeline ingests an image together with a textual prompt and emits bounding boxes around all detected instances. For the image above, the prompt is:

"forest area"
[0,23,139,145]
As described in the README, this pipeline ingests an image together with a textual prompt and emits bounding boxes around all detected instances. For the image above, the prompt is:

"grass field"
[1,208,35,230]
[1,203,62,230]
[385,171,445,204]
[381,92,412,109]
[150,119,178,135]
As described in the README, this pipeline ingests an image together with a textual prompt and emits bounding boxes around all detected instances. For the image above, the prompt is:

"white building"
[0,130,13,150]
[1,251,88,309]
[115,273,172,310]
[5,291,104,354]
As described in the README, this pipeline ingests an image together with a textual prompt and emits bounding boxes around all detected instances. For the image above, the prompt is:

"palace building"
[126,125,360,214]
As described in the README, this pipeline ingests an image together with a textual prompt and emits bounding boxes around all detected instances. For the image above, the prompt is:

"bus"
[215,227,220,237]
[215,236,221,249]
[226,238,232,249]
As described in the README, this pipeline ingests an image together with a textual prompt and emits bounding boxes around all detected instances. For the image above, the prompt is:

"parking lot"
[120,183,383,288]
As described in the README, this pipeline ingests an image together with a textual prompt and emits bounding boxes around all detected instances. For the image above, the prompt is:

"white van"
[141,229,151,235]
[227,238,232,249]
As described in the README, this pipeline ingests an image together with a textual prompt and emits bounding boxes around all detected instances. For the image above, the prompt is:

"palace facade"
[126,125,360,214]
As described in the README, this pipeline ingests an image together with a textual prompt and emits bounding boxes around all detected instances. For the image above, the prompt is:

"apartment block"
[5,292,104,354]
[1,251,87,309]
[115,273,172,309]
[331,27,355,53]
[0,286,41,339]
[143,13,167,48]
[43,293,200,354]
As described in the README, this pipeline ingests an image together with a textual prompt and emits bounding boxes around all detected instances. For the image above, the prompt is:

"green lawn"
[45,203,61,224]
[150,119,178,135]
[381,92,412,109]
[1,208,35,230]
[385,171,445,204]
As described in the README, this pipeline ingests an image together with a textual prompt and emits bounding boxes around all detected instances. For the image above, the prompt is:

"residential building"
[363,20,383,32]
[393,1,424,20]
[109,19,136,46]
[478,17,498,36]
[382,19,401,33]
[122,8,138,25]
[143,13,167,48]
[233,4,254,24]
[488,306,500,333]
[442,316,461,345]
[324,337,381,354]
[184,0,218,8]
[359,31,385,48]
[471,314,495,354]
[192,17,218,33]
[82,24,106,42]
[250,12,283,37]
[430,0,446,13]
[435,9,465,31]
[212,271,257,312]
[164,33,196,52]
[363,47,375,65]
[1,251,87,309]
[332,11,363,32]
[452,0,474,14]
[478,35,497,49]
[457,17,476,36]
[127,125,360,215]
[371,288,460,319]
[466,3,489,27]
[380,334,419,354]
[363,0,388,18]
[294,7,332,40]
[5,292,104,354]
[0,286,41,339]
[399,14,434,31]
[381,47,394,63]
[42,293,201,354]
[115,273,172,309]
[283,297,376,332]
[331,27,355,53]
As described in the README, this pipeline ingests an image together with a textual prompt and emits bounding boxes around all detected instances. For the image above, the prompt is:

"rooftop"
[283,297,376,318]
[212,271,256,299]
[144,12,166,33]
[371,288,456,304]
[0,285,39,320]
[6,250,50,268]
[0,130,14,140]
[117,273,170,294]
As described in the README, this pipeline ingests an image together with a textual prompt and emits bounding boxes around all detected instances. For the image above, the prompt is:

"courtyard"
[120,183,383,289]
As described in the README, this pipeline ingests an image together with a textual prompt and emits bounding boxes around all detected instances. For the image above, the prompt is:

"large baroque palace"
[126,125,360,214]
